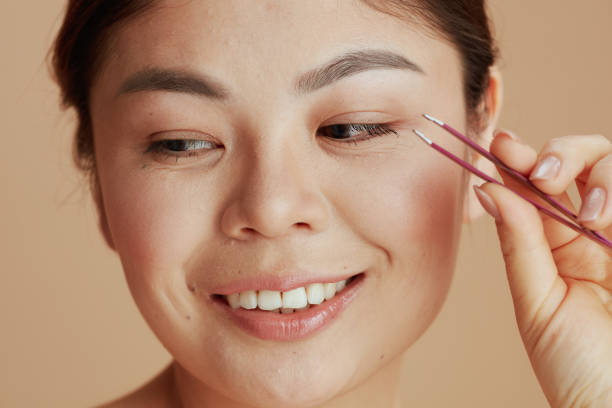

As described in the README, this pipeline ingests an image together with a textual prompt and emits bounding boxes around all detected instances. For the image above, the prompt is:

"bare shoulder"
[95,363,180,408]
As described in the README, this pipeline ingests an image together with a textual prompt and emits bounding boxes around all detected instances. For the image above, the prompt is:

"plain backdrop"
[1,1,611,407]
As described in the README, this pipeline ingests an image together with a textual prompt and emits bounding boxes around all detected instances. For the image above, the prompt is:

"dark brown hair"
[50,0,498,182]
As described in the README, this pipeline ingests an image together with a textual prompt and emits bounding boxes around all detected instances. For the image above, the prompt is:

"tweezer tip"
[423,113,445,127]
[412,129,433,145]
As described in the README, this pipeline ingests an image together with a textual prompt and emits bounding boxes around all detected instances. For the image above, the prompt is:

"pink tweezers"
[413,114,612,251]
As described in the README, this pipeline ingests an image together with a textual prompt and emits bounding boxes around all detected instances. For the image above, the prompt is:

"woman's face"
[90,0,472,405]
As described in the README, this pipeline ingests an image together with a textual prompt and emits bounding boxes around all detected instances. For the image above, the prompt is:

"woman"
[50,0,612,406]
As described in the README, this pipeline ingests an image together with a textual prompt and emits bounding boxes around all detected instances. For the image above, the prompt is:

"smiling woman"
[47,1,612,408]
[49,1,500,407]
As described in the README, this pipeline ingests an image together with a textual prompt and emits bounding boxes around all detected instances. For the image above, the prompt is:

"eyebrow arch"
[115,49,425,100]
[294,49,425,94]
[116,67,230,99]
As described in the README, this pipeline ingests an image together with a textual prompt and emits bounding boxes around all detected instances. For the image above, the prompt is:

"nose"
[220,137,331,240]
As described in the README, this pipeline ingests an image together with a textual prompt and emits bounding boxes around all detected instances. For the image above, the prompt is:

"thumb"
[473,182,565,347]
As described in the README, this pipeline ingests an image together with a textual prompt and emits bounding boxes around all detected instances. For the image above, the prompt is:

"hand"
[473,131,612,408]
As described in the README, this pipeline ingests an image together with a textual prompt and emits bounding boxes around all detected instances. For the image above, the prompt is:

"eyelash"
[144,123,398,160]
[318,123,398,146]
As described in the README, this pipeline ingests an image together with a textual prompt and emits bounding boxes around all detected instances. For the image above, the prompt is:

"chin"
[173,343,361,408]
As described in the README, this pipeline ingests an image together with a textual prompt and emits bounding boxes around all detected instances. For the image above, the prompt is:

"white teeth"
[227,293,241,309]
[306,283,324,305]
[239,290,258,309]
[323,283,336,300]
[335,279,346,292]
[282,287,308,309]
[258,290,283,311]
[224,275,359,311]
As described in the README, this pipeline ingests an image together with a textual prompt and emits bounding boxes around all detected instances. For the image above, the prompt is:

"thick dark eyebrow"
[294,49,425,94]
[115,49,424,100]
[116,67,230,99]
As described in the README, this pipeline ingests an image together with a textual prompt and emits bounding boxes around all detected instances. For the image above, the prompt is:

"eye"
[144,139,220,161]
[318,123,398,146]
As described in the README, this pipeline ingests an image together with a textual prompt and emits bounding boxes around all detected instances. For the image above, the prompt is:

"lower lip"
[211,273,365,341]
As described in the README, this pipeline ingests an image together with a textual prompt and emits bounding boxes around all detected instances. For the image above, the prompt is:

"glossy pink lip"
[212,273,365,341]
[210,271,359,295]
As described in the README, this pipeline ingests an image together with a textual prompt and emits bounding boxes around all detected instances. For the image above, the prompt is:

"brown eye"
[155,139,216,152]
[318,123,397,145]
[144,138,221,163]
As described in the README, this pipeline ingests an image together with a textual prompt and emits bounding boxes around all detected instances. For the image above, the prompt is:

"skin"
[85,0,612,407]
[480,133,612,408]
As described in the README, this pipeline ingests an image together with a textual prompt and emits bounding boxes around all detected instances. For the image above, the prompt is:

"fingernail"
[530,155,561,181]
[473,185,502,222]
[495,128,521,143]
[578,187,607,222]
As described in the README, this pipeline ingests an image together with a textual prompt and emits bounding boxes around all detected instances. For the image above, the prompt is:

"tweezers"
[413,114,612,251]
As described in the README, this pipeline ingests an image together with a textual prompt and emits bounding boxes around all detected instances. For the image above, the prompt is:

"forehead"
[95,0,462,105]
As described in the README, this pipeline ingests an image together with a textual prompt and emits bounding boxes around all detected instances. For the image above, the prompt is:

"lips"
[211,272,365,341]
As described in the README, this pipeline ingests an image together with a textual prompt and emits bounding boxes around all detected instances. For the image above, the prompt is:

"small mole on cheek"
[141,164,148,170]
[379,354,385,360]
[187,282,196,293]
[186,315,191,320]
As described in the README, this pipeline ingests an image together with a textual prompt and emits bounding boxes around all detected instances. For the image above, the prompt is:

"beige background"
[1,1,611,407]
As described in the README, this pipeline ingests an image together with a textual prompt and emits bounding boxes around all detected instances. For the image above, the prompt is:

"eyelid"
[149,129,218,142]
[319,111,398,127]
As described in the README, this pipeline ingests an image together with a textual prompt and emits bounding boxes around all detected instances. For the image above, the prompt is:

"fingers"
[473,182,566,340]
[577,153,612,230]
[483,130,612,292]
[489,130,538,175]
[490,131,580,249]
[491,131,612,246]
[528,135,612,195]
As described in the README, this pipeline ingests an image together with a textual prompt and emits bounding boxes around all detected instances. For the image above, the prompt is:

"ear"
[462,65,504,224]
[92,175,116,251]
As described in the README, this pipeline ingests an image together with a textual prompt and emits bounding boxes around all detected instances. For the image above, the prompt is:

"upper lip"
[209,270,363,295]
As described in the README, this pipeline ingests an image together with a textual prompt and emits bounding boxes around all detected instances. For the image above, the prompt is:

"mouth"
[211,272,366,341]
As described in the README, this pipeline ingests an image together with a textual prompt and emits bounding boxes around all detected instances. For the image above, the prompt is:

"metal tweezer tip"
[423,113,445,126]
[412,129,433,145]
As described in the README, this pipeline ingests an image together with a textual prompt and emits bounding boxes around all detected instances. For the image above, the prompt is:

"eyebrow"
[294,49,424,94]
[115,49,425,100]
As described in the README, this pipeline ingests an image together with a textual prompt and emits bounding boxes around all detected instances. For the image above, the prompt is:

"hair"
[50,0,498,188]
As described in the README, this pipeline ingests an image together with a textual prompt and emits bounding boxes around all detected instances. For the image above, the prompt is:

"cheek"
[328,151,462,357]
[99,167,218,327]
[329,151,462,272]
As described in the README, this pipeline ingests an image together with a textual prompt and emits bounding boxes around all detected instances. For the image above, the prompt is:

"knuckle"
[541,134,611,155]
[541,137,565,153]
[590,156,612,178]
[595,153,612,167]
[587,133,611,145]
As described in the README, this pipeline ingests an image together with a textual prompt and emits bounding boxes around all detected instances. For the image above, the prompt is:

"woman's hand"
[474,131,612,408]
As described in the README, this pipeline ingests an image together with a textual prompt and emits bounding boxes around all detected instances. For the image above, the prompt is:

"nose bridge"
[220,122,330,240]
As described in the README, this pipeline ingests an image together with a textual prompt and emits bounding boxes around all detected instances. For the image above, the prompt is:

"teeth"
[258,290,283,310]
[323,283,336,300]
[306,283,324,305]
[282,287,308,309]
[224,275,358,311]
[335,279,346,292]
[227,293,241,309]
[239,290,257,309]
